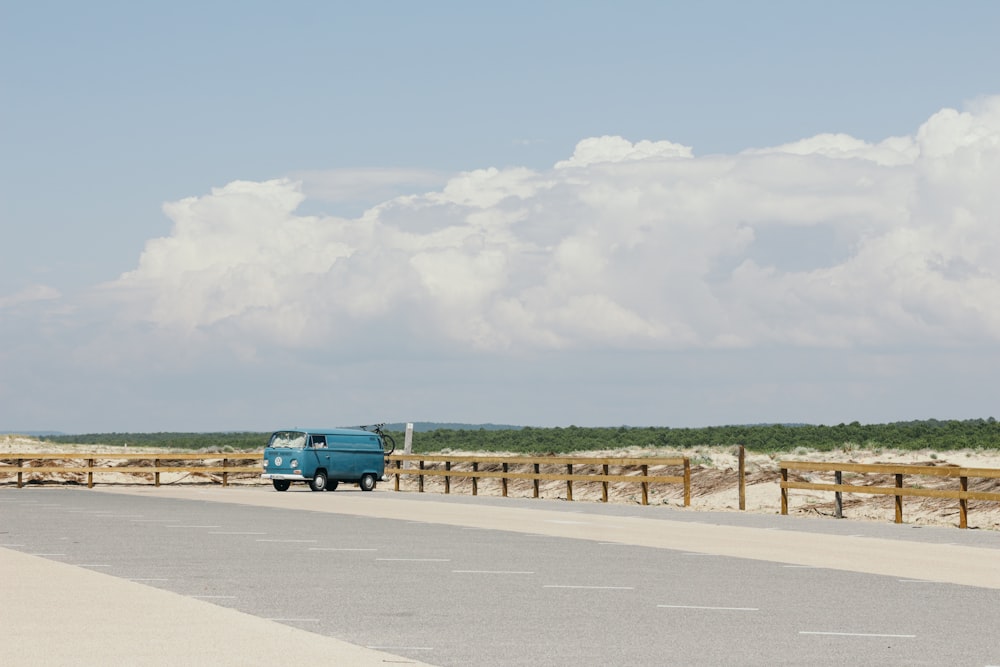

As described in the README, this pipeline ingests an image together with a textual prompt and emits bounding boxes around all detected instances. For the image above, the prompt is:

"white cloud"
[0,285,61,309]
[291,167,447,204]
[107,97,1000,358]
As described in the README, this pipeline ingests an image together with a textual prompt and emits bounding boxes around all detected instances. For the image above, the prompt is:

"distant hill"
[1,430,66,436]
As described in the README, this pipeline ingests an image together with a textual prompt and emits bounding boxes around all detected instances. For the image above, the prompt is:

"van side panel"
[326,433,384,481]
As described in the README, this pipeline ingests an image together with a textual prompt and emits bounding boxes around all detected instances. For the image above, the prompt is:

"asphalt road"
[2,485,999,666]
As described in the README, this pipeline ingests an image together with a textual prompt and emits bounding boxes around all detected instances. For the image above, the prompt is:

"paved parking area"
[3,486,999,666]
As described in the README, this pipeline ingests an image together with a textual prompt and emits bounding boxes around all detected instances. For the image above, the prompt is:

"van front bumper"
[261,473,308,481]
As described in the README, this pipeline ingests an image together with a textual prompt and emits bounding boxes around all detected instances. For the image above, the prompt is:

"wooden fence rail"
[385,454,691,506]
[779,460,1000,528]
[0,453,261,488]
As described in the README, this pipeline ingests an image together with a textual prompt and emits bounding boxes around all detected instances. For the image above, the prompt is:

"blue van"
[261,428,387,492]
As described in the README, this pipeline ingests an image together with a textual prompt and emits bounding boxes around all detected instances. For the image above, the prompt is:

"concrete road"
[2,485,999,666]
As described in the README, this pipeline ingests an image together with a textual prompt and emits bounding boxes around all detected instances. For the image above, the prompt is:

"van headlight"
[290,459,298,468]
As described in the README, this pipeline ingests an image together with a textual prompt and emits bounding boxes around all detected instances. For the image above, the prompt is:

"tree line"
[36,418,1000,453]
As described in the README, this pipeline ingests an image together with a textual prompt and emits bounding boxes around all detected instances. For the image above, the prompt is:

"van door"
[309,434,329,474]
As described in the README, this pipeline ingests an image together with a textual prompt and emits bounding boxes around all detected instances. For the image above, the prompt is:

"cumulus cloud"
[108,97,1000,356]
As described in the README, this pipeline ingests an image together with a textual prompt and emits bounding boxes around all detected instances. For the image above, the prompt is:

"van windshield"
[268,431,307,449]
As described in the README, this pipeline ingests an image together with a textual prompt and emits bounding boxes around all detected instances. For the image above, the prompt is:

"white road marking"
[545,519,588,525]
[544,585,633,590]
[897,579,938,583]
[309,547,377,551]
[269,618,320,622]
[799,631,916,638]
[29,553,65,556]
[366,646,433,651]
[255,539,318,543]
[782,565,816,569]
[376,558,450,562]
[165,525,221,529]
[453,570,534,574]
[658,605,758,611]
[128,578,170,582]
[209,531,267,535]
[72,564,110,568]
[0,543,26,547]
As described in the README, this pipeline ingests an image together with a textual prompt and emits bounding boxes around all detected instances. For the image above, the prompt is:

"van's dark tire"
[359,473,376,492]
[325,481,339,492]
[309,471,328,492]
[272,479,290,492]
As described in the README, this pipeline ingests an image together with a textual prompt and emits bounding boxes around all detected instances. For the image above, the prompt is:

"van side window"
[311,435,327,448]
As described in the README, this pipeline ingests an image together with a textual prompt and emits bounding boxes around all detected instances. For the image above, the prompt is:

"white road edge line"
[453,570,534,574]
[366,646,433,651]
[376,558,450,562]
[799,631,916,638]
[309,548,377,551]
[658,605,758,611]
[544,585,634,590]
[255,539,318,543]
[268,618,320,622]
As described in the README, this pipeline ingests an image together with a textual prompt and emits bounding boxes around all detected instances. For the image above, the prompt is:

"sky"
[3,1,1000,433]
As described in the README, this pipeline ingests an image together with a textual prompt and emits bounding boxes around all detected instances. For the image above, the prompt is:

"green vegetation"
[35,418,1000,453]
[38,432,268,451]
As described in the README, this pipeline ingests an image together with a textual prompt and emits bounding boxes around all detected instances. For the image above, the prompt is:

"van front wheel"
[309,471,328,492]
[359,473,376,492]
[272,479,290,492]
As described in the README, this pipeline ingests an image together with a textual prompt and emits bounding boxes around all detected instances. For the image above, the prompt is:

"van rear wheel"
[359,473,376,492]
[272,479,290,492]
[325,481,338,492]
[309,471,328,492]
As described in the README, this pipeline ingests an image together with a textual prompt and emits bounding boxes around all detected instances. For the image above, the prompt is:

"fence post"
[601,464,609,503]
[566,464,573,501]
[418,460,425,493]
[959,476,968,529]
[533,462,540,498]
[640,464,649,505]
[17,458,23,488]
[472,462,478,496]
[780,468,788,515]
[394,459,400,491]
[894,473,904,524]
[834,470,843,519]
[738,445,746,511]
[683,458,691,507]
[445,461,451,494]
[222,458,229,487]
[154,458,160,487]
[502,462,508,497]
[87,458,94,489]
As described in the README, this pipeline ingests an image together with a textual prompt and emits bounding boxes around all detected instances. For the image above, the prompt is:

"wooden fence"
[385,454,691,506]
[0,453,261,488]
[779,460,1000,529]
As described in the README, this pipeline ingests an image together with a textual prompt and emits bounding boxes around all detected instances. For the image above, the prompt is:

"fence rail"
[779,460,1000,528]
[0,453,261,488]
[385,454,691,506]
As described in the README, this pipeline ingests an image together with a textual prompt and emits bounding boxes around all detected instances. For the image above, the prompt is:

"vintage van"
[261,428,386,492]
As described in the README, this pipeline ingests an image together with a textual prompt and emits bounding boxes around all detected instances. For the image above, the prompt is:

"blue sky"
[3,1,1000,433]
